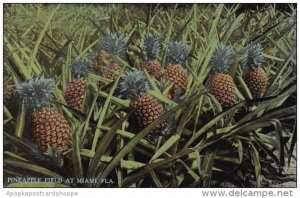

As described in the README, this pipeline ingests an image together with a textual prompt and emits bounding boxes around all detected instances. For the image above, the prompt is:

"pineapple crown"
[119,68,149,99]
[45,146,64,167]
[166,40,190,66]
[143,33,161,60]
[14,76,55,110]
[71,57,92,78]
[101,32,127,57]
[241,43,264,68]
[210,43,235,73]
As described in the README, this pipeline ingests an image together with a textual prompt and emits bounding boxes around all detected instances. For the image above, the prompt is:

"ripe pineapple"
[140,33,163,78]
[64,58,92,112]
[99,33,126,80]
[14,76,72,152]
[119,69,166,135]
[242,43,268,98]
[209,43,237,108]
[162,41,189,95]
[101,62,122,81]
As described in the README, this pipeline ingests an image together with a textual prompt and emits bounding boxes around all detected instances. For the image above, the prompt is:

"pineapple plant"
[64,58,92,112]
[209,43,237,108]
[162,40,189,96]
[156,79,172,100]
[14,76,72,152]
[119,69,166,136]
[242,43,268,98]
[98,32,126,81]
[140,33,164,78]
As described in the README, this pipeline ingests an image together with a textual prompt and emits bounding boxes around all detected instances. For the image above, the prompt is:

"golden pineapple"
[32,107,72,152]
[163,64,188,94]
[242,43,268,98]
[130,93,166,134]
[98,33,126,80]
[14,76,72,152]
[65,58,91,111]
[140,33,163,78]
[141,60,163,79]
[162,41,190,96]
[100,61,121,81]
[119,69,166,135]
[209,43,237,108]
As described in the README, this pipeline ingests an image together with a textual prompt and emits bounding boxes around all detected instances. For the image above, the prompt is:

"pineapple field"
[3,3,297,188]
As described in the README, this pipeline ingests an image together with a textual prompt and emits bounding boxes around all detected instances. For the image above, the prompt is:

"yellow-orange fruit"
[141,60,164,79]
[32,107,72,152]
[209,73,237,108]
[130,93,166,134]
[65,77,87,111]
[101,62,121,81]
[162,64,188,95]
[245,67,268,98]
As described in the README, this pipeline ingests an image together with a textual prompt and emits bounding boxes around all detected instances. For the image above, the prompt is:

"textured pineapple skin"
[65,77,86,111]
[130,93,166,134]
[141,60,164,79]
[32,107,72,152]
[162,64,188,95]
[100,62,121,81]
[245,67,268,98]
[209,73,237,108]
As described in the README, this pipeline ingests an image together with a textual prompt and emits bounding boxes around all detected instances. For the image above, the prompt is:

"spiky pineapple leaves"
[4,4,296,187]
[97,92,204,187]
[4,133,66,180]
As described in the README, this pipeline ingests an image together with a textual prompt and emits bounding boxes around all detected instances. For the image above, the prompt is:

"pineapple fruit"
[119,69,166,135]
[242,43,268,98]
[209,43,237,108]
[98,33,126,81]
[64,58,92,112]
[162,40,189,96]
[140,33,164,78]
[14,76,72,152]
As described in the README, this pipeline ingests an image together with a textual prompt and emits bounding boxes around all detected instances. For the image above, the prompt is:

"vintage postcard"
[3,3,296,189]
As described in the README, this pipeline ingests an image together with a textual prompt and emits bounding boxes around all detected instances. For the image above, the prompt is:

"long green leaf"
[4,159,63,179]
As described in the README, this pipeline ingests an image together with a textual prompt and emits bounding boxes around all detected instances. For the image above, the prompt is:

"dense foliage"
[3,4,296,187]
